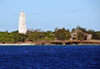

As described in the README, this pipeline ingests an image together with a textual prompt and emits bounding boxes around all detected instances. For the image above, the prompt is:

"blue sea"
[0,45,100,69]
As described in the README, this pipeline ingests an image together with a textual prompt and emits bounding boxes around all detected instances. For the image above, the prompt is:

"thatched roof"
[71,30,92,36]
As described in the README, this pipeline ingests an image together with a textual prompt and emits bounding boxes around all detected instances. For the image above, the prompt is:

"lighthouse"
[18,10,27,34]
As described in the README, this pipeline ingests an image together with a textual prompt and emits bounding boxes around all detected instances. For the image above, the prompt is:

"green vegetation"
[55,28,66,40]
[76,32,84,40]
[54,28,70,40]
[28,31,44,41]
[71,28,75,33]
[75,26,100,40]
[0,26,100,43]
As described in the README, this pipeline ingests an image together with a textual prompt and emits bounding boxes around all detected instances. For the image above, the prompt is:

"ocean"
[0,45,100,69]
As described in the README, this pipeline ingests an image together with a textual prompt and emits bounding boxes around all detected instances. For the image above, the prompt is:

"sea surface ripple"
[0,45,100,69]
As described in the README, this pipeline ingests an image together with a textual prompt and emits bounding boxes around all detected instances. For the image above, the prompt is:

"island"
[0,26,100,45]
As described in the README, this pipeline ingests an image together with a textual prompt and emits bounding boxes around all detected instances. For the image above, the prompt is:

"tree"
[44,31,53,38]
[35,29,41,32]
[11,30,18,33]
[76,25,87,33]
[6,30,8,33]
[95,31,100,40]
[13,33,19,42]
[27,29,34,34]
[54,29,66,40]
[71,28,75,33]
[55,27,58,31]
[86,30,99,40]
[76,32,84,40]
[28,31,44,41]
[66,32,71,39]
[66,29,70,33]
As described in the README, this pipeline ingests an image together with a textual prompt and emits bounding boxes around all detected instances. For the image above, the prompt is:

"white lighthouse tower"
[18,10,27,34]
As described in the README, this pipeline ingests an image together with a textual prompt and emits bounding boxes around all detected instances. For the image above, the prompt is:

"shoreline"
[0,44,100,46]
[0,40,100,45]
[0,43,35,45]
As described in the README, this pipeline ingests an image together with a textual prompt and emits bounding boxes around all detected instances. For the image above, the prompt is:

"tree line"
[0,26,100,42]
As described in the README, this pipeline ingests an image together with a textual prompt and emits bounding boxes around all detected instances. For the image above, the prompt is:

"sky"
[0,0,100,32]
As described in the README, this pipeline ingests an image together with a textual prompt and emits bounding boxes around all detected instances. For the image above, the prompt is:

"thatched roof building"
[70,30,92,40]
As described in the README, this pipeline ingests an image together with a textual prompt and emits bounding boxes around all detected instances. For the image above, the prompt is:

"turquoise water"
[0,45,100,69]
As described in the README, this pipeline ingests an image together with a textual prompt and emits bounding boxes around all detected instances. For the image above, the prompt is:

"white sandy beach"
[0,43,35,45]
